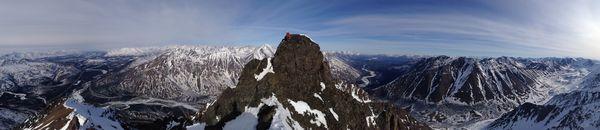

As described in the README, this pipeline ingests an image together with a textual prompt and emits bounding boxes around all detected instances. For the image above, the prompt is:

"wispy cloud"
[310,0,600,58]
[0,0,598,58]
[0,0,243,49]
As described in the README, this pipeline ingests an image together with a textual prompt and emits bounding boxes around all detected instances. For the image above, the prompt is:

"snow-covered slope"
[82,45,275,105]
[370,56,595,128]
[22,91,124,130]
[0,51,133,129]
[487,65,600,130]
[324,53,362,83]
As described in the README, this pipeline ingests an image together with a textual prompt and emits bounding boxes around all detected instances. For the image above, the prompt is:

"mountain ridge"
[196,34,431,129]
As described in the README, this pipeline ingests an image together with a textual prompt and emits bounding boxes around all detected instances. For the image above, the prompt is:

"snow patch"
[328,108,339,121]
[299,34,315,42]
[166,121,181,130]
[186,123,206,130]
[255,58,274,81]
[219,94,304,130]
[252,44,275,60]
[264,94,304,130]
[365,106,378,127]
[60,88,124,130]
[59,112,74,130]
[223,107,260,130]
[313,93,324,102]
[351,84,372,103]
[105,47,165,57]
[287,99,328,128]
[63,98,124,130]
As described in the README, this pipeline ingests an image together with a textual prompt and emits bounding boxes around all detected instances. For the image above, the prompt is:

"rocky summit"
[197,34,431,130]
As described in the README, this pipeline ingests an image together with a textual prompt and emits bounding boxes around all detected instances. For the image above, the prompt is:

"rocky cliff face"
[197,34,430,130]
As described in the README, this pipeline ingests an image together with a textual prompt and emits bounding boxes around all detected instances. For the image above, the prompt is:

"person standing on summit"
[285,32,291,40]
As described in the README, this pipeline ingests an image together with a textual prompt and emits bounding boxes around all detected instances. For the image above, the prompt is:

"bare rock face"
[198,34,430,130]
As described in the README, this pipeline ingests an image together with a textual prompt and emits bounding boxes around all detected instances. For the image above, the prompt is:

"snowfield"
[254,58,274,81]
[287,99,328,128]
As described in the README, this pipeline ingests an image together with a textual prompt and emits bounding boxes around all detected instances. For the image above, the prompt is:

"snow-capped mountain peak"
[250,44,275,60]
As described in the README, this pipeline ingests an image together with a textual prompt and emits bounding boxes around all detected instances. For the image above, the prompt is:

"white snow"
[320,82,326,91]
[299,34,315,42]
[62,98,124,130]
[222,102,262,129]
[334,82,347,91]
[0,61,78,90]
[450,61,474,96]
[313,93,324,102]
[75,114,87,126]
[328,108,339,121]
[254,58,274,81]
[186,123,206,130]
[219,94,304,130]
[287,99,328,128]
[252,44,275,60]
[464,118,497,130]
[325,54,361,83]
[30,120,54,130]
[59,113,74,130]
[104,44,277,102]
[365,106,378,127]
[350,84,372,103]
[166,121,181,130]
[105,47,165,57]
[58,88,124,130]
[263,94,304,130]
[366,116,377,127]
[223,109,260,130]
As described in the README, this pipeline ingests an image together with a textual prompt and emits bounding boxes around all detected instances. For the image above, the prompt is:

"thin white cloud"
[319,14,573,54]
[0,0,242,49]
[0,0,598,58]
[312,0,600,58]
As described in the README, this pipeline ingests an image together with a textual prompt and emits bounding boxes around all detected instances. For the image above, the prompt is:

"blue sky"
[1,0,599,58]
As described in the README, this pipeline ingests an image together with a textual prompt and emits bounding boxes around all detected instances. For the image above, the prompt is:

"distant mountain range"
[366,56,595,128]
[1,34,599,130]
[488,67,600,129]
